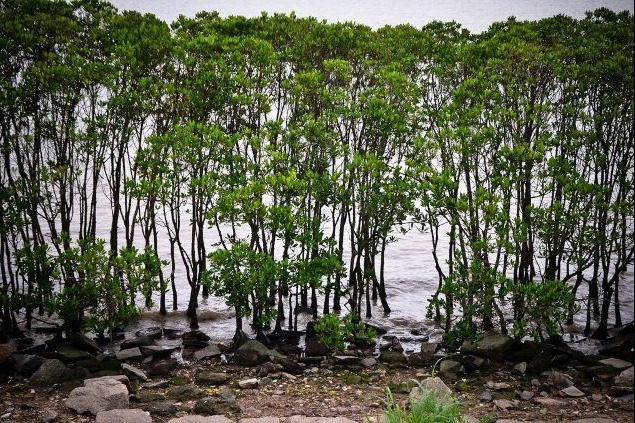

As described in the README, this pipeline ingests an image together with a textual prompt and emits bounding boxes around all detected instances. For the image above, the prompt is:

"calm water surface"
[99,0,634,351]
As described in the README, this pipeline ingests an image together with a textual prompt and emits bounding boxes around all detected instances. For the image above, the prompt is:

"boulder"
[122,363,148,382]
[460,333,515,362]
[95,409,151,423]
[66,376,129,415]
[29,358,85,387]
[169,416,234,423]
[116,347,143,362]
[379,351,407,365]
[13,353,45,377]
[194,344,222,361]
[238,340,284,360]
[304,338,330,356]
[439,359,463,376]
[194,395,241,415]
[196,371,230,386]
[614,366,634,388]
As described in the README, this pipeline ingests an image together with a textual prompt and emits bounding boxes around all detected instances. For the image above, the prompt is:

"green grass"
[380,380,491,423]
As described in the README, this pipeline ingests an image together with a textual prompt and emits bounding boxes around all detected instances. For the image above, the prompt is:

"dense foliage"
[1,0,633,343]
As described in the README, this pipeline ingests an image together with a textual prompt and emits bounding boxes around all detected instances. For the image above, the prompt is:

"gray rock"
[66,377,129,415]
[29,359,79,387]
[121,336,155,349]
[0,343,14,364]
[95,409,152,423]
[140,345,179,358]
[57,343,93,362]
[194,344,222,361]
[379,351,407,365]
[40,409,58,423]
[167,384,203,400]
[196,371,230,386]
[13,354,45,377]
[71,333,102,354]
[285,417,357,423]
[168,417,234,423]
[493,399,517,410]
[116,347,143,362]
[519,390,534,401]
[140,400,178,417]
[439,359,463,375]
[122,363,148,382]
[512,362,527,375]
[90,374,131,391]
[479,390,492,402]
[547,370,574,389]
[460,333,515,362]
[614,366,634,387]
[360,357,378,368]
[238,378,259,389]
[561,386,585,397]
[194,395,241,415]
[598,358,632,370]
[238,340,284,360]
[257,362,284,377]
[412,377,452,396]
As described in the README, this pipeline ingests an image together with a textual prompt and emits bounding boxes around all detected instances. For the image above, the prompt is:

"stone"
[479,390,492,402]
[527,351,553,374]
[141,401,178,417]
[415,377,452,395]
[512,362,527,375]
[194,344,222,361]
[533,397,566,407]
[167,384,203,400]
[238,340,284,360]
[439,359,463,375]
[493,399,517,410]
[460,333,515,362]
[121,336,155,350]
[257,362,284,377]
[379,351,407,365]
[614,366,634,387]
[0,343,14,364]
[519,390,534,401]
[598,338,633,361]
[460,355,485,371]
[360,357,378,368]
[304,338,329,356]
[91,374,131,391]
[95,409,152,423]
[333,355,361,365]
[29,359,81,387]
[272,356,305,375]
[285,417,357,423]
[71,333,102,354]
[599,358,632,369]
[169,417,234,423]
[140,345,179,358]
[116,347,143,362]
[238,378,259,389]
[148,357,179,377]
[122,363,148,382]
[561,386,585,397]
[547,371,574,389]
[196,371,230,386]
[40,409,58,423]
[234,349,263,366]
[56,343,93,362]
[194,395,241,415]
[66,376,129,415]
[13,354,45,377]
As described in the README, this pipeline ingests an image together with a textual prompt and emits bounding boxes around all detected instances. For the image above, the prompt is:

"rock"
[56,343,93,362]
[234,349,263,366]
[148,357,178,377]
[183,330,211,348]
[512,362,527,375]
[599,338,633,361]
[567,419,618,423]
[135,327,164,339]
[196,371,230,386]
[407,352,431,367]
[29,359,82,387]
[0,343,14,364]
[599,358,632,369]
[415,377,452,395]
[167,384,203,400]
[238,340,283,360]
[533,397,566,407]
[140,345,179,358]
[240,418,280,423]
[95,409,152,423]
[238,378,259,389]
[379,336,403,352]
[480,390,492,402]
[547,370,574,389]
[116,347,143,362]
[487,381,511,390]
[40,409,58,423]
[66,376,129,415]
[379,351,407,365]
[493,399,517,410]
[459,354,485,371]
[286,417,357,423]
[257,362,284,377]
[13,354,45,377]
[194,395,241,415]
[519,390,534,401]
[121,336,155,350]
[439,359,463,375]
[169,417,234,423]
[460,333,515,362]
[122,363,148,382]
[141,401,178,417]
[527,351,553,374]
[91,374,131,391]
[561,386,585,397]
[360,357,377,368]
[614,366,634,388]
[304,338,329,356]
[71,333,102,354]
[333,355,361,365]
[193,344,222,361]
[272,356,304,375]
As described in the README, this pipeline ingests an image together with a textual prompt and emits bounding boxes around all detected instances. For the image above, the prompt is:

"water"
[108,0,634,33]
[33,0,635,348]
